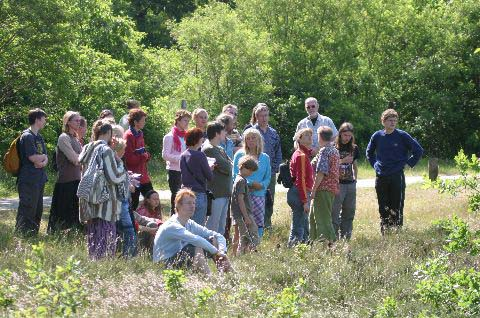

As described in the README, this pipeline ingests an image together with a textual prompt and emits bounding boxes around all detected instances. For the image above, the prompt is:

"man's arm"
[404,132,424,168]
[366,134,377,168]
[311,171,325,194]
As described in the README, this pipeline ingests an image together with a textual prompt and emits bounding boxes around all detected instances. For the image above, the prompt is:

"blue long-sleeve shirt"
[253,124,282,173]
[366,129,424,176]
[232,150,271,197]
[152,214,227,262]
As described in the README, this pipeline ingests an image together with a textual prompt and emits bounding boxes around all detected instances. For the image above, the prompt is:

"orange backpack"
[3,136,21,176]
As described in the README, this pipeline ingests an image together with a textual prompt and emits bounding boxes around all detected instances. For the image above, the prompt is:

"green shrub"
[163,269,187,298]
[0,269,16,309]
[23,243,88,317]
[374,296,397,318]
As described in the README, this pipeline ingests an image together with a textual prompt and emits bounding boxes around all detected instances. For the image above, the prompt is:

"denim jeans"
[192,192,208,226]
[206,197,229,235]
[116,199,137,257]
[287,186,309,246]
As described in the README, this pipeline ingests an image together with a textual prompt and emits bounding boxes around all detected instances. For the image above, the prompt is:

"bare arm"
[311,171,325,194]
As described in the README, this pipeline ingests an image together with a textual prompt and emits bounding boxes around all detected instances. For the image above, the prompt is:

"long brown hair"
[335,122,356,153]
[142,190,162,219]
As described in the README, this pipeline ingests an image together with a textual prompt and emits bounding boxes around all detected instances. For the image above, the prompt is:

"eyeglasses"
[306,105,317,109]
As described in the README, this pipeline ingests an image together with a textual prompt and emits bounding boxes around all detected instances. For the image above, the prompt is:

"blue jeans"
[206,197,229,235]
[287,186,309,246]
[192,192,207,226]
[116,200,137,257]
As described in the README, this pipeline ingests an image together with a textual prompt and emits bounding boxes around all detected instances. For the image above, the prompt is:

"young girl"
[136,190,163,250]
[332,122,359,240]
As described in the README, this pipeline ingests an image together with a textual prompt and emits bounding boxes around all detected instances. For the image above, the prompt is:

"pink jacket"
[162,131,186,171]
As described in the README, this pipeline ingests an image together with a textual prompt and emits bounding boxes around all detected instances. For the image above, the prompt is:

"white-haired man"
[296,97,338,155]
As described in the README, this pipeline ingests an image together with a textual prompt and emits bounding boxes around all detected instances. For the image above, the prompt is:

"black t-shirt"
[18,129,48,184]
[337,144,359,184]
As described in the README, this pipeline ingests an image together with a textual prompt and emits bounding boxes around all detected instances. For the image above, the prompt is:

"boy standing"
[16,108,48,235]
[366,109,424,234]
[231,156,260,254]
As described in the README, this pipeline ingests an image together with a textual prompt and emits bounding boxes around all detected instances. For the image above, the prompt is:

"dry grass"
[0,184,474,317]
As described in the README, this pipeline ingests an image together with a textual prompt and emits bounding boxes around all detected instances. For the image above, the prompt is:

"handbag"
[77,144,110,204]
[181,156,215,216]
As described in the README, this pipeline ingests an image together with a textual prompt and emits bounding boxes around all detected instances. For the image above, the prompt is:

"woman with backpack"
[287,128,314,246]
[47,111,83,233]
[78,119,126,260]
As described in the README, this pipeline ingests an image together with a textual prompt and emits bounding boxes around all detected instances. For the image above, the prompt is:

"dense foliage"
[1,0,479,159]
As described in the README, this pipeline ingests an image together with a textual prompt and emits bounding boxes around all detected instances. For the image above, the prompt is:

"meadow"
[0,183,477,317]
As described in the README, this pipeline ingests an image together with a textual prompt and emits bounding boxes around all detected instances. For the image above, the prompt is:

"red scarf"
[172,126,186,152]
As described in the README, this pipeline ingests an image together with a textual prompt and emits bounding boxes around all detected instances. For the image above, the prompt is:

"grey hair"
[305,97,318,106]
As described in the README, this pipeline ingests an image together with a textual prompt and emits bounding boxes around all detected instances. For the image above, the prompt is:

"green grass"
[0,184,476,317]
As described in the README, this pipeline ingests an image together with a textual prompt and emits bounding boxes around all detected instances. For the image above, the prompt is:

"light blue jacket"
[152,214,227,262]
[232,150,271,197]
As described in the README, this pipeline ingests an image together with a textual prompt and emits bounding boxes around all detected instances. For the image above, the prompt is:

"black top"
[338,144,359,184]
[18,129,48,184]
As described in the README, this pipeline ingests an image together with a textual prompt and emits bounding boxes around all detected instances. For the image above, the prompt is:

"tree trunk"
[428,158,439,181]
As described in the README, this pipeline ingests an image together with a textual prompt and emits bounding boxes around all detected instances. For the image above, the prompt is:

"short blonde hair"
[381,109,398,122]
[293,128,313,149]
[62,111,80,134]
[222,104,238,113]
[175,188,196,211]
[242,128,264,156]
[192,108,208,120]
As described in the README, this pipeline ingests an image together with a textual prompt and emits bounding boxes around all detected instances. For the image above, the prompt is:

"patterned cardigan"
[78,140,126,223]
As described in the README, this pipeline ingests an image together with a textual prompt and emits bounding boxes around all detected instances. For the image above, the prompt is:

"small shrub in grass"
[0,269,16,309]
[415,261,480,316]
[270,278,306,318]
[195,286,217,315]
[433,215,480,255]
[163,269,186,298]
[294,243,309,260]
[374,296,397,318]
[23,243,88,317]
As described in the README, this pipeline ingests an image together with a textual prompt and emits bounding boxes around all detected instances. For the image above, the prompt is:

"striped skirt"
[250,194,266,228]
[86,218,116,260]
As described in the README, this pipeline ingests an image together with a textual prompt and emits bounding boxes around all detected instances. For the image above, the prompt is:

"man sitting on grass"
[152,189,231,274]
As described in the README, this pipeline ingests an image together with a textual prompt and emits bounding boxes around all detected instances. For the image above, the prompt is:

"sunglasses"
[306,105,317,109]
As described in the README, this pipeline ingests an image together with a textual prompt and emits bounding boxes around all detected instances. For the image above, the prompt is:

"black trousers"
[375,171,405,233]
[131,182,154,211]
[16,181,45,236]
[168,170,182,215]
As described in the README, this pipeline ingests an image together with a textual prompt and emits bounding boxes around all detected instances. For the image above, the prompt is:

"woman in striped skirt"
[78,120,126,260]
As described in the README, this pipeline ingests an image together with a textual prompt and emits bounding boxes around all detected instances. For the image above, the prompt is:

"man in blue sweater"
[366,109,424,234]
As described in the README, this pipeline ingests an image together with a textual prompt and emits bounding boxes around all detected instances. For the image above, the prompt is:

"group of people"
[13,96,423,274]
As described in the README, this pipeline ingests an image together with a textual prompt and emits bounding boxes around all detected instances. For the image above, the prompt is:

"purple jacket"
[180,149,213,193]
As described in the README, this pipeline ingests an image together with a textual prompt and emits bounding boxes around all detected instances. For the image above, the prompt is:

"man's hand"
[303,202,310,213]
[214,253,232,273]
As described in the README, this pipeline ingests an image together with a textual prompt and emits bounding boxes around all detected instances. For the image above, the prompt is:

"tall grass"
[0,184,475,317]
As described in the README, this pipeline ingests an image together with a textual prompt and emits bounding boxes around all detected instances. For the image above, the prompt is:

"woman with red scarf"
[162,110,192,214]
